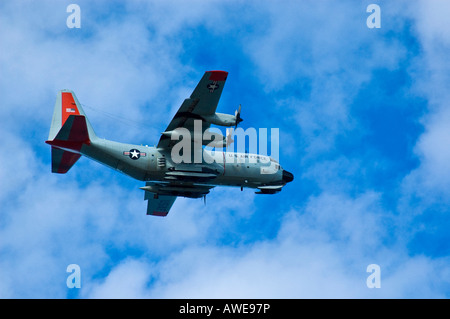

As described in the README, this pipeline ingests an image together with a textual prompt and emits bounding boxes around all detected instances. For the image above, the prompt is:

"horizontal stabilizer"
[46,115,90,152]
[51,147,81,174]
[46,115,91,174]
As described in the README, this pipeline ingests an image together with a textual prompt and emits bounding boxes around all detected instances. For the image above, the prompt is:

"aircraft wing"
[142,181,215,216]
[157,70,228,149]
[144,191,177,216]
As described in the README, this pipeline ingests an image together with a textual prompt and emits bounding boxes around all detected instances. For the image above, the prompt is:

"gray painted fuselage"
[79,136,284,190]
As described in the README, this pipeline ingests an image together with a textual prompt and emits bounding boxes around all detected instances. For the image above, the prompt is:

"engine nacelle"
[203,113,239,127]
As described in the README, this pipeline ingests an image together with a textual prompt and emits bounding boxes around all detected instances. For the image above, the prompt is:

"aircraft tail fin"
[48,90,96,141]
[46,90,95,174]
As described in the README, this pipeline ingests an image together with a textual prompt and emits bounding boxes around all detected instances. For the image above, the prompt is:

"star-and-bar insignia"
[123,149,146,160]
[207,81,219,93]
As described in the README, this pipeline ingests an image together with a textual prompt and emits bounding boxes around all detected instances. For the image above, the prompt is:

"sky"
[1,0,450,298]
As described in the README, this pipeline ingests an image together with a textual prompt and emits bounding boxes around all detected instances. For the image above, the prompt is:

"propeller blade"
[235,104,242,129]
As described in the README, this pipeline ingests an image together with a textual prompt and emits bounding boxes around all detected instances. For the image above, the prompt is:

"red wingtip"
[152,211,169,217]
[208,70,228,81]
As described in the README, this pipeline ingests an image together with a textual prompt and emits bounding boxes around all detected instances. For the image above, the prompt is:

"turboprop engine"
[202,105,243,128]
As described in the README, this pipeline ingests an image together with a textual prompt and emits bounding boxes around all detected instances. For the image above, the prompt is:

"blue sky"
[1,0,450,298]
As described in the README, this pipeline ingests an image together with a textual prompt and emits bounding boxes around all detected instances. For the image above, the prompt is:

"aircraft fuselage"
[79,137,289,194]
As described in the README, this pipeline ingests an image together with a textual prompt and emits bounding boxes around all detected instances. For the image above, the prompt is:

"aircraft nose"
[282,169,294,183]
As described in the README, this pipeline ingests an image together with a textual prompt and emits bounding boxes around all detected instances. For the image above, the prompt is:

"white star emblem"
[130,149,140,159]
[207,82,219,92]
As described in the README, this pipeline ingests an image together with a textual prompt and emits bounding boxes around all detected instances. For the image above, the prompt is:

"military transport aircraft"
[46,71,293,216]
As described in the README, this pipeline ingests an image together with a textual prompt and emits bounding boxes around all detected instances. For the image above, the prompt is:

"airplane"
[45,70,294,216]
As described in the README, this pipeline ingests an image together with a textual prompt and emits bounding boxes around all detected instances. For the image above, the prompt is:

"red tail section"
[50,148,81,174]
[46,115,90,174]
[47,90,96,174]
[61,92,81,125]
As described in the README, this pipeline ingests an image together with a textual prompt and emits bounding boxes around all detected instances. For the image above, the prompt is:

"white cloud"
[84,191,449,298]
[400,0,450,205]
[84,259,153,299]
[241,1,409,156]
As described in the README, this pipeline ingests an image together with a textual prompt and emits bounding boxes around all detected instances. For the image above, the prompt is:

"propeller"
[234,104,243,129]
